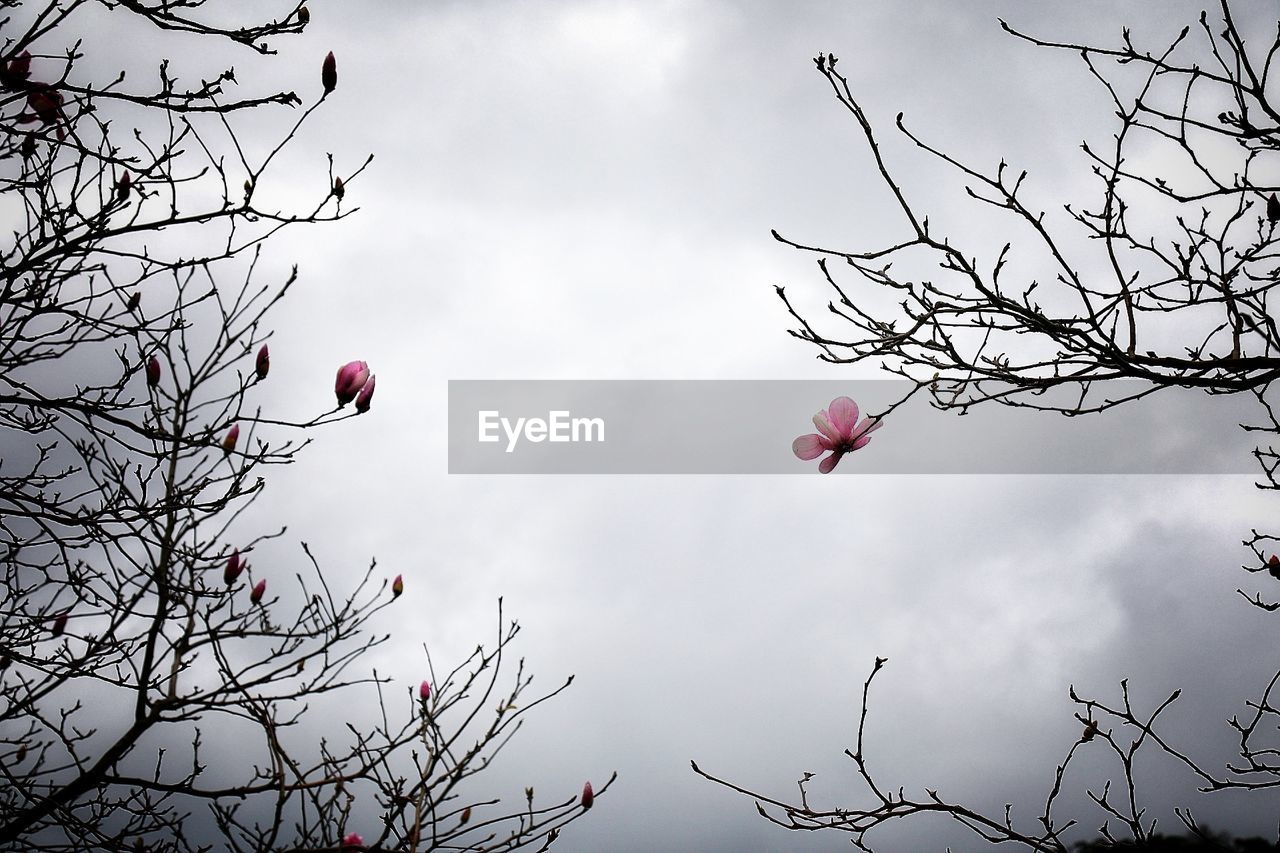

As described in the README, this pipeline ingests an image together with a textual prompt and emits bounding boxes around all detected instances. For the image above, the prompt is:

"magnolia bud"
[116,172,131,202]
[297,6,310,24]
[255,344,270,381]
[1269,193,1280,225]
[355,375,375,413]
[392,574,404,598]
[145,356,161,388]
[581,781,594,809]
[419,680,431,701]
[333,176,345,200]
[51,611,68,636]
[459,806,471,825]
[224,550,244,585]
[335,361,370,406]
[322,51,337,94]
[20,134,36,159]
[1269,554,1280,580]
[222,423,240,453]
[340,833,363,851]
[249,579,266,604]
[15,743,26,763]
[7,51,32,82]
[1082,720,1098,742]
[126,291,141,311]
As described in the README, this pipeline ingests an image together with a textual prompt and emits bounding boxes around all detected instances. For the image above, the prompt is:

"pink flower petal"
[827,397,859,438]
[852,433,874,451]
[850,417,883,441]
[818,450,844,474]
[793,434,829,460]
[812,411,841,444]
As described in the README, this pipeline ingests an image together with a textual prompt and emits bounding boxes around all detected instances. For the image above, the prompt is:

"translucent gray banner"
[447,380,1263,474]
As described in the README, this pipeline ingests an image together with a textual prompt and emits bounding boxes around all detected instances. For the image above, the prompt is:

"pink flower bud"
[51,611,68,636]
[1269,555,1279,567]
[255,344,270,381]
[355,375,375,413]
[581,781,594,810]
[249,579,266,604]
[340,833,363,851]
[333,176,345,200]
[222,423,240,453]
[335,361,370,406]
[419,680,431,701]
[224,550,244,585]
[391,574,403,598]
[117,171,131,202]
[322,51,337,94]
[145,356,160,388]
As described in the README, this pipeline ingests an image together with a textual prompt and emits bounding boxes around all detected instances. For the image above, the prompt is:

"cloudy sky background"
[96,1,1280,849]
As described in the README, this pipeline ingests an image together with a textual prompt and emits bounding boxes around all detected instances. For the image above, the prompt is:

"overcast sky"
[100,2,1280,850]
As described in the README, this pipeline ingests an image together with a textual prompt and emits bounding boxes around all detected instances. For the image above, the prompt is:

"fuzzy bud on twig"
[145,356,160,388]
[249,579,266,605]
[224,550,244,585]
[392,574,403,598]
[255,344,270,380]
[222,424,240,453]
[322,51,337,94]
[581,781,594,809]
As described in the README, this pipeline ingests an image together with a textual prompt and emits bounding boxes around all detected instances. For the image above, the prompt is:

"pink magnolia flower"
[1,51,32,85]
[391,574,403,598]
[322,51,337,94]
[22,85,64,126]
[354,374,375,413]
[222,423,240,453]
[340,833,363,851]
[224,550,245,585]
[249,579,267,604]
[145,356,160,388]
[419,680,431,701]
[335,360,369,406]
[255,344,270,381]
[792,396,882,474]
[581,781,594,810]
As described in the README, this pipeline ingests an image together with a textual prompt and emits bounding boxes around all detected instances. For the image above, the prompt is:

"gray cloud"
[55,1,1280,850]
